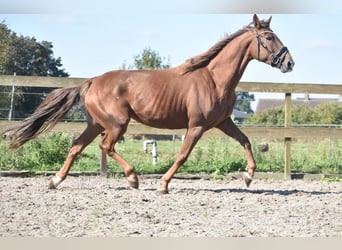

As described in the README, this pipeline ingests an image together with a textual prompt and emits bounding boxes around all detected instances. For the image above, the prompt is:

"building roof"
[255,94,341,113]
[232,109,248,119]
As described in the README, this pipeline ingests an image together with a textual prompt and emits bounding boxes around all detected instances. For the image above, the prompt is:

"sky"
[1,0,342,110]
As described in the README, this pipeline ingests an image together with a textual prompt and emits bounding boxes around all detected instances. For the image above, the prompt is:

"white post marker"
[143,140,158,165]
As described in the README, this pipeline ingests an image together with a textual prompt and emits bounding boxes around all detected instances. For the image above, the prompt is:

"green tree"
[234,91,255,114]
[0,21,69,119]
[291,105,314,125]
[121,47,171,70]
[0,22,12,75]
[245,102,342,125]
[245,106,284,125]
[312,102,342,125]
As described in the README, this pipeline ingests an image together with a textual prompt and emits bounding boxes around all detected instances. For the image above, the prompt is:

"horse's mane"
[179,21,270,74]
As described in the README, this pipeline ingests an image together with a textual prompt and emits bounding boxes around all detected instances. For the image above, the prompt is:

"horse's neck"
[207,34,252,98]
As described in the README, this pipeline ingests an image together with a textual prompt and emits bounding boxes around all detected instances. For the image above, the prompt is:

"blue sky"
[1,1,341,110]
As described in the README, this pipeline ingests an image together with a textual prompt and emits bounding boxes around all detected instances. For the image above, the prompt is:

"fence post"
[284,93,292,179]
[8,70,16,120]
[100,133,107,177]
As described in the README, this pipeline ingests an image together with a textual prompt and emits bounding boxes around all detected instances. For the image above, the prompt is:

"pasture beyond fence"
[0,75,342,178]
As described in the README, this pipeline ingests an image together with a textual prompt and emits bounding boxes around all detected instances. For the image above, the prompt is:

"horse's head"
[249,14,294,73]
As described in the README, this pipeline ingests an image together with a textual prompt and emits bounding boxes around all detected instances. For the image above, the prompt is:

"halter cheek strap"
[253,28,288,68]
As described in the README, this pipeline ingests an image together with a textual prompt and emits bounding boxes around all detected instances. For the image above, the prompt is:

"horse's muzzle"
[271,46,294,73]
[280,58,295,73]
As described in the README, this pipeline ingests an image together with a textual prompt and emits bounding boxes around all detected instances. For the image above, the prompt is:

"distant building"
[255,94,342,113]
[232,109,248,123]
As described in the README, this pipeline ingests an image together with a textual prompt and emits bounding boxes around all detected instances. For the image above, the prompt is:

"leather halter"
[253,28,288,68]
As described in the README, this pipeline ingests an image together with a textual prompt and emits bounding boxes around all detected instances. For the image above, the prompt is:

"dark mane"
[179,20,271,74]
[179,28,249,74]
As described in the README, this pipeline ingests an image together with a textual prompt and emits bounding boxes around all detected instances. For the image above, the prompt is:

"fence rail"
[1,121,341,139]
[1,75,342,178]
[1,75,341,93]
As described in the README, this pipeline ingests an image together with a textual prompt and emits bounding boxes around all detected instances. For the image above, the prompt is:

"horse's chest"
[201,98,234,124]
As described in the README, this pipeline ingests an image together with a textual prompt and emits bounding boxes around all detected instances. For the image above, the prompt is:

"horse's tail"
[2,80,92,149]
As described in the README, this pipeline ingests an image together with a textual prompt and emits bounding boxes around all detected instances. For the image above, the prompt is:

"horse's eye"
[266,36,273,41]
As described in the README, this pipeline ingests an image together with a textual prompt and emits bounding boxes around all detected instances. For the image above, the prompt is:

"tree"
[0,22,12,75]
[245,106,284,125]
[120,47,171,70]
[234,92,255,114]
[0,22,68,77]
[0,21,69,119]
[312,102,342,125]
[291,105,314,125]
[245,103,342,125]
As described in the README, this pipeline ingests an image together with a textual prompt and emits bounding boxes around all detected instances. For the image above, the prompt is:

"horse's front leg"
[157,126,204,194]
[216,118,256,187]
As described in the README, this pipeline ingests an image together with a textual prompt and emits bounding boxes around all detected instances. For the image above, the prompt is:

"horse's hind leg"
[100,125,139,189]
[48,122,103,189]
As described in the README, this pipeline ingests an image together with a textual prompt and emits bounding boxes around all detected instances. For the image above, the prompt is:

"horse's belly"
[132,111,188,129]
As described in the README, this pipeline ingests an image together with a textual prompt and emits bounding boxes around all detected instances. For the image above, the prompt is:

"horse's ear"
[265,16,272,26]
[253,14,261,29]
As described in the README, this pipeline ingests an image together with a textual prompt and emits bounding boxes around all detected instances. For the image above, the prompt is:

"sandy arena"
[1,175,341,237]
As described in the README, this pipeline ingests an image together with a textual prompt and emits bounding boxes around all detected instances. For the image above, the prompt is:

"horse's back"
[84,69,193,129]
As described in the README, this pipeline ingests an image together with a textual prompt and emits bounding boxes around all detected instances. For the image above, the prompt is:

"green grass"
[1,132,341,176]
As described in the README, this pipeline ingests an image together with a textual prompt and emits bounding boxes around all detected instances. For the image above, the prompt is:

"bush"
[245,106,284,125]
[291,105,314,124]
[1,133,341,175]
[312,102,342,125]
[0,132,71,171]
[246,102,342,125]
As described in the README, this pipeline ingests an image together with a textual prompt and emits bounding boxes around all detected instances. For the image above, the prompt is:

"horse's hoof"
[48,174,62,189]
[48,180,57,189]
[242,172,253,187]
[156,188,169,195]
[128,180,139,189]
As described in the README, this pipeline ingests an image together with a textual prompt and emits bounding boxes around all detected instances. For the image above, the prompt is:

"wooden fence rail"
[1,75,342,178]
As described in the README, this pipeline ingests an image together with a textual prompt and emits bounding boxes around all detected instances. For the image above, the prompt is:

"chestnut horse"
[3,15,294,193]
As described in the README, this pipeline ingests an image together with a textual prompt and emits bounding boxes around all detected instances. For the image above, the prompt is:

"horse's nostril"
[288,60,295,69]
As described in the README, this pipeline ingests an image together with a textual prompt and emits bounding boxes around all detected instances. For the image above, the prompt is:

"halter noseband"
[253,28,288,68]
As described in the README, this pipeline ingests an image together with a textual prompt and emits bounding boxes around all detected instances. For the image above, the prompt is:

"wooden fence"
[1,75,342,178]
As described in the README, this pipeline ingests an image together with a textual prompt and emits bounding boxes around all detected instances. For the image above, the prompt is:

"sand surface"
[1,176,341,237]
